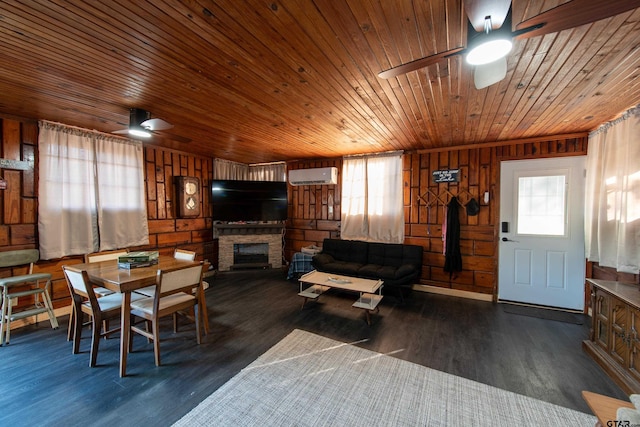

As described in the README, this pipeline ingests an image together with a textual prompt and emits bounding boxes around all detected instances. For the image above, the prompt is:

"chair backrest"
[157,264,203,296]
[63,266,100,307]
[174,249,196,261]
[85,250,128,263]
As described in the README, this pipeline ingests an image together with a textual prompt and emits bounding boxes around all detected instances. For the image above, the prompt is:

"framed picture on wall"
[175,176,200,218]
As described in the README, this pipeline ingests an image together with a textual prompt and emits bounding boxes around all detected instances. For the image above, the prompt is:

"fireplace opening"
[233,243,270,269]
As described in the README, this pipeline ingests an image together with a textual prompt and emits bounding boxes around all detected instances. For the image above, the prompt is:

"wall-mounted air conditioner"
[288,167,338,186]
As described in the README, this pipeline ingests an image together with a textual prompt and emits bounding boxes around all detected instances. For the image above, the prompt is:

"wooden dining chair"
[135,249,211,334]
[172,249,211,334]
[67,249,128,341]
[62,265,143,367]
[129,263,204,367]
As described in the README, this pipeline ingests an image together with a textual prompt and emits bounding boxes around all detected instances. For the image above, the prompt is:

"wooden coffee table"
[298,270,383,325]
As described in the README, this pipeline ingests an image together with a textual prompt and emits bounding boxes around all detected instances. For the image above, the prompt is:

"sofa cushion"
[359,263,417,280]
[320,261,362,277]
[368,243,404,267]
[322,239,369,265]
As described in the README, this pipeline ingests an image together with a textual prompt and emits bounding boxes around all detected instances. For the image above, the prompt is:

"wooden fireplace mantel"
[213,223,284,236]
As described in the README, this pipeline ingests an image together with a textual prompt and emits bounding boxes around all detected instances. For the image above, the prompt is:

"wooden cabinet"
[584,279,640,394]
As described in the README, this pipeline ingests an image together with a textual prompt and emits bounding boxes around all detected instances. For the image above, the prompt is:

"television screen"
[211,179,288,222]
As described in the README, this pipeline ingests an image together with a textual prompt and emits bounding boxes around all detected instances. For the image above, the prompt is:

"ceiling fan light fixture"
[466,37,512,65]
[128,126,152,138]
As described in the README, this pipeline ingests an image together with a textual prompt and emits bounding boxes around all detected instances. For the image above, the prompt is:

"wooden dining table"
[70,255,201,377]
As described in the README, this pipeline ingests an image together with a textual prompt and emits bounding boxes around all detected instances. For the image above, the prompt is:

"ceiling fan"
[112,108,173,138]
[378,0,640,89]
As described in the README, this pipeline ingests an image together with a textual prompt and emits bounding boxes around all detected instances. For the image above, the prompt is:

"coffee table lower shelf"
[297,271,383,325]
[352,293,383,325]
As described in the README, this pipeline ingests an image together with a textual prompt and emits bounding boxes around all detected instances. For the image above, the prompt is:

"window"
[341,152,404,243]
[516,174,567,236]
[38,122,149,259]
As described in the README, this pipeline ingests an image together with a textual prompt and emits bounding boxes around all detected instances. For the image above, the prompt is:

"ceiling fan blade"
[514,0,640,40]
[378,47,465,79]
[463,0,511,32]
[141,118,173,131]
[474,57,507,89]
[112,129,129,135]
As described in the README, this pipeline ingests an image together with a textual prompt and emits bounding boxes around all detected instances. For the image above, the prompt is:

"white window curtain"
[214,158,285,181]
[585,105,640,274]
[341,152,404,243]
[94,135,149,250]
[38,122,148,259]
[249,162,286,181]
[214,158,249,180]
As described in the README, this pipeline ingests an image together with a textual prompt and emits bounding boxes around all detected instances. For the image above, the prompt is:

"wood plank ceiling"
[0,1,638,163]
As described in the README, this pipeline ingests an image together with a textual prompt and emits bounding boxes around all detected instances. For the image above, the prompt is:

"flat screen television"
[211,179,288,222]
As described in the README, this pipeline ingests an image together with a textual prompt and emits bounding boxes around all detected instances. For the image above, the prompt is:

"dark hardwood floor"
[0,269,626,426]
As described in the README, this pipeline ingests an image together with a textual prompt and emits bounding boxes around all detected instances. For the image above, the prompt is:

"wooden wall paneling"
[21,124,37,197]
[154,153,165,219]
[163,160,173,219]
[5,170,21,224]
[145,147,158,220]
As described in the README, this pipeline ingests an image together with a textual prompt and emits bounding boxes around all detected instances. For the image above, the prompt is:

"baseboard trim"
[412,284,493,302]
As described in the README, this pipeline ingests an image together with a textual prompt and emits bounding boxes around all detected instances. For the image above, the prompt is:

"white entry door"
[498,156,586,310]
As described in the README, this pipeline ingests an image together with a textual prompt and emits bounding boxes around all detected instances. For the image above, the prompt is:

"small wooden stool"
[0,249,59,345]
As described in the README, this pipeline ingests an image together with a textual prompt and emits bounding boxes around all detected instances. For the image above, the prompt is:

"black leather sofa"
[311,238,423,302]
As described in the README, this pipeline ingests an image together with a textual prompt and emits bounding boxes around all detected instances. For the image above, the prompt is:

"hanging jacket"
[444,196,462,274]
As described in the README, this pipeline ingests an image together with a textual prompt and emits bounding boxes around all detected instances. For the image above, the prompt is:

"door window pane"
[517,175,566,236]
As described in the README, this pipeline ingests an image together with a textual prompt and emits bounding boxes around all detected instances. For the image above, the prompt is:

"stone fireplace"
[214,224,284,271]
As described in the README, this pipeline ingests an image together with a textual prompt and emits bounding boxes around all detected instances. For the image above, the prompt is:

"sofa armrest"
[395,264,417,279]
[312,253,335,269]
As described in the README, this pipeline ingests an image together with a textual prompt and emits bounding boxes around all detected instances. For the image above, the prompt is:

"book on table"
[117,258,159,269]
[117,251,159,263]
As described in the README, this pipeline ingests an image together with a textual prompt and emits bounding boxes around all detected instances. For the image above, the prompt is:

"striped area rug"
[174,329,596,426]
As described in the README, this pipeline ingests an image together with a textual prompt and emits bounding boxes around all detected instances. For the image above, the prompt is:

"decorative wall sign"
[175,176,200,218]
[0,158,32,171]
[432,169,460,183]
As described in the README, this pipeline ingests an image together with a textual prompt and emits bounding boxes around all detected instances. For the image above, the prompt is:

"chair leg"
[4,295,13,345]
[72,306,83,355]
[152,320,161,366]
[194,304,201,345]
[103,320,109,339]
[40,285,59,329]
[0,291,7,346]
[201,299,210,335]
[89,316,101,367]
[128,318,135,353]
[173,313,179,333]
[67,304,76,341]
[198,286,209,335]
[146,320,152,344]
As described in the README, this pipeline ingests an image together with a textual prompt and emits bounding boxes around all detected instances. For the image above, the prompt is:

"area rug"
[174,329,596,426]
[502,304,585,324]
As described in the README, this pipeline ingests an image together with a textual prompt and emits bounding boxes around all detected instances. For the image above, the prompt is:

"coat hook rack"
[418,187,476,208]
